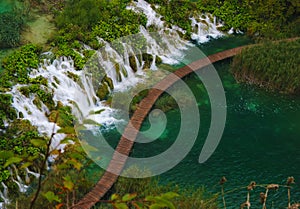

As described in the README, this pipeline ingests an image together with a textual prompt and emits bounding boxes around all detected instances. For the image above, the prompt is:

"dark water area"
[157,61,300,208]
[94,36,300,208]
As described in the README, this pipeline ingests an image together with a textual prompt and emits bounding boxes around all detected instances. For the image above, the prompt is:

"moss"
[19,86,30,97]
[114,63,122,82]
[33,97,42,110]
[66,71,79,82]
[29,75,48,86]
[142,53,153,69]
[104,76,114,90]
[53,76,60,84]
[0,94,17,128]
[96,83,110,100]
[121,66,128,78]
[129,55,137,72]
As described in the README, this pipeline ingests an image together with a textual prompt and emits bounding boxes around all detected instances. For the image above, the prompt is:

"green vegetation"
[108,168,219,209]
[231,39,300,94]
[1,44,41,86]
[0,94,17,128]
[0,119,45,198]
[49,0,147,69]
[148,0,299,39]
[0,10,25,48]
[0,0,300,208]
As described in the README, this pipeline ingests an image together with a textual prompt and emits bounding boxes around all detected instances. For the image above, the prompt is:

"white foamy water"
[128,0,227,44]
[0,1,232,206]
[127,0,164,28]
[190,15,224,43]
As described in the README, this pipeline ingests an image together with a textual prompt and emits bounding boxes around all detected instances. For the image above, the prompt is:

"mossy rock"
[121,66,128,78]
[33,97,42,110]
[19,86,30,97]
[142,53,162,69]
[142,53,153,69]
[96,83,109,100]
[103,75,114,90]
[67,71,79,82]
[129,55,137,72]
[156,56,162,65]
[114,63,122,82]
[29,75,48,86]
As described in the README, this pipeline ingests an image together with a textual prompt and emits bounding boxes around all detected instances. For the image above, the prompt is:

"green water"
[0,0,17,70]
[158,62,300,208]
[0,0,15,13]
[99,37,300,208]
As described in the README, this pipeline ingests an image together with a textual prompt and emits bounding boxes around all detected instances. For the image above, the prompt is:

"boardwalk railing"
[73,46,245,209]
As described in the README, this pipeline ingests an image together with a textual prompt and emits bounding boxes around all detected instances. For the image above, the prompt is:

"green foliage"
[0,94,17,128]
[96,166,219,209]
[149,0,299,39]
[107,192,178,209]
[19,84,55,110]
[52,42,87,69]
[48,102,74,127]
[52,0,147,57]
[206,0,300,38]
[42,191,62,203]
[1,44,41,85]
[147,0,196,38]
[212,0,251,31]
[91,8,147,43]
[231,39,300,94]
[0,119,44,187]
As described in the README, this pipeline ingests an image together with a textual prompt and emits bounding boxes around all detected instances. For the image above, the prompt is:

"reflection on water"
[102,59,300,208]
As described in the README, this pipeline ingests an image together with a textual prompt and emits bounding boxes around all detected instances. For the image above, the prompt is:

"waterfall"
[0,1,233,206]
[127,0,164,29]
[190,14,224,43]
[127,0,227,44]
[0,183,9,209]
[7,29,188,147]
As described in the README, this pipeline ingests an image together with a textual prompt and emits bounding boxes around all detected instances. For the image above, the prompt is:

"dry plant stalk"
[29,112,59,209]
[219,176,227,209]
[289,203,300,209]
[260,184,279,209]
[241,181,256,209]
[287,177,295,208]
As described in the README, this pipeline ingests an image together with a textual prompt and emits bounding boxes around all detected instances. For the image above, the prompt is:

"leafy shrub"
[97,166,219,209]
[1,44,41,84]
[0,94,17,128]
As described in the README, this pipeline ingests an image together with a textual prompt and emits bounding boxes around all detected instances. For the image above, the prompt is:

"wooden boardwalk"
[73,46,245,209]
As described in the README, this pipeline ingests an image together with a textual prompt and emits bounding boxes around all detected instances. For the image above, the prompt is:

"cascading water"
[0,31,188,206]
[190,15,224,43]
[127,0,165,29]
[127,0,234,44]
[0,0,233,207]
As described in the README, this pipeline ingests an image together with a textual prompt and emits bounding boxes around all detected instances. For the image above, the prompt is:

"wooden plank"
[73,45,248,209]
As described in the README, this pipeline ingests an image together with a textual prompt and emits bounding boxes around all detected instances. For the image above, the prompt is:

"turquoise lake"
[0,0,15,13]
[99,36,300,208]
